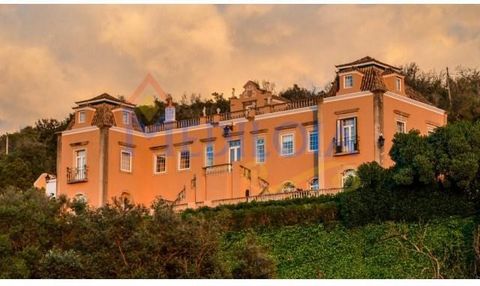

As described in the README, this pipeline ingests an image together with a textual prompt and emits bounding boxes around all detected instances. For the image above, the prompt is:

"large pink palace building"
[56,57,447,209]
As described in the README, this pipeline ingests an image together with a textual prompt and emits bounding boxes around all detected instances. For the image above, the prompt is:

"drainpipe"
[373,90,385,166]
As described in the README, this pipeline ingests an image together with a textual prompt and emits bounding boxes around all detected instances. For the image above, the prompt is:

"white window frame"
[122,111,131,125]
[336,117,357,153]
[396,77,402,92]
[228,140,242,163]
[204,144,214,167]
[255,136,266,164]
[74,148,87,181]
[308,130,318,152]
[153,153,167,174]
[396,120,406,134]
[342,169,356,188]
[178,149,191,171]
[120,150,132,173]
[344,74,353,89]
[78,111,86,123]
[309,177,319,191]
[280,133,295,157]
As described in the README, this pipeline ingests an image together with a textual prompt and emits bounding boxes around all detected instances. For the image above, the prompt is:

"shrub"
[230,231,277,278]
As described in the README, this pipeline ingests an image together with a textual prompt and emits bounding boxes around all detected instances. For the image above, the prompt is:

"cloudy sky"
[0,4,479,132]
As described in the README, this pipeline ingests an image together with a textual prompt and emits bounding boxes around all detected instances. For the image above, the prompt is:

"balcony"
[333,137,359,155]
[67,167,88,184]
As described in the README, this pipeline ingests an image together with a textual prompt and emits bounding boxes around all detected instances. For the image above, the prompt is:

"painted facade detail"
[57,57,447,208]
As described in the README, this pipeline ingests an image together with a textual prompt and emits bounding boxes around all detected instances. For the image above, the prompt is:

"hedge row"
[185,201,338,231]
[184,188,477,231]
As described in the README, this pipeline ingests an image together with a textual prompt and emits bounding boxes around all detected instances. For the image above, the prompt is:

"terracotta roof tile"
[336,56,401,71]
[75,93,135,107]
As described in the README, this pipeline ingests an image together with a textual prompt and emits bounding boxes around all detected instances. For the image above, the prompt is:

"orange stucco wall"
[58,128,102,206]
[320,93,375,188]
[382,92,447,166]
[58,85,447,208]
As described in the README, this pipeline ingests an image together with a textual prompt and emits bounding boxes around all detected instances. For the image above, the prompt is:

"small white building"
[33,173,57,198]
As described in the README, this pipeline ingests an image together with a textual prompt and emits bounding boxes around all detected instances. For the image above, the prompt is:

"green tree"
[389,130,435,186]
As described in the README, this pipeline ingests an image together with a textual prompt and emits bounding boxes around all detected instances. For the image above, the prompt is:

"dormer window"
[396,77,402,91]
[344,74,353,88]
[78,111,86,123]
[122,111,130,125]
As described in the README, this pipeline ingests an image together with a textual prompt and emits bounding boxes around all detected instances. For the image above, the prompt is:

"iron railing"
[334,137,359,154]
[67,167,88,183]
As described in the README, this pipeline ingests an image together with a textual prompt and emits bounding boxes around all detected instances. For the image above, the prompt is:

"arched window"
[281,181,296,193]
[309,177,319,191]
[342,169,356,188]
[74,193,87,203]
[120,192,132,207]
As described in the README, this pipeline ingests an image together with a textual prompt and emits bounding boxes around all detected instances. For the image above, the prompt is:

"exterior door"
[229,140,241,163]
[75,150,86,180]
[342,118,355,152]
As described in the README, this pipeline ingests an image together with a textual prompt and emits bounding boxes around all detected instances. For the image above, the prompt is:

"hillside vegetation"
[224,217,476,279]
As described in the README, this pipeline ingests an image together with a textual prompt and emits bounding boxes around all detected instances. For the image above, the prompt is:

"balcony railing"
[171,188,343,211]
[67,167,88,184]
[203,163,232,175]
[334,137,359,154]
[144,118,201,133]
[143,97,320,133]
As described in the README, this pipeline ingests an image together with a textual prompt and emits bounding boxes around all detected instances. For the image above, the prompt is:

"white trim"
[255,136,266,164]
[153,153,167,174]
[204,143,214,167]
[228,139,242,163]
[77,111,86,123]
[307,129,319,152]
[383,73,405,79]
[120,150,133,173]
[76,98,135,108]
[343,74,354,89]
[280,133,295,157]
[395,120,407,134]
[384,91,446,115]
[254,105,317,121]
[323,91,372,103]
[73,106,96,111]
[338,61,400,71]
[62,126,99,136]
[177,149,191,171]
[395,77,402,92]
[110,126,147,137]
[338,70,363,77]
[218,117,249,126]
[122,111,131,125]
[112,108,135,114]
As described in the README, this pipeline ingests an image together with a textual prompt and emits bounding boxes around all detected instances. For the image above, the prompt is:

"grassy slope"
[224,216,476,278]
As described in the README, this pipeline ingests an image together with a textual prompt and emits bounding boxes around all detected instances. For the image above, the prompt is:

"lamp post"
[5,133,8,155]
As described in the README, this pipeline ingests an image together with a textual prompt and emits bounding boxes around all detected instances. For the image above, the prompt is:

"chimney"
[164,95,176,123]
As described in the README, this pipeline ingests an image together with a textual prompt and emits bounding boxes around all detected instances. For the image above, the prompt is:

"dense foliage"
[0,188,274,278]
[225,217,477,278]
[402,63,480,122]
[0,118,70,190]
